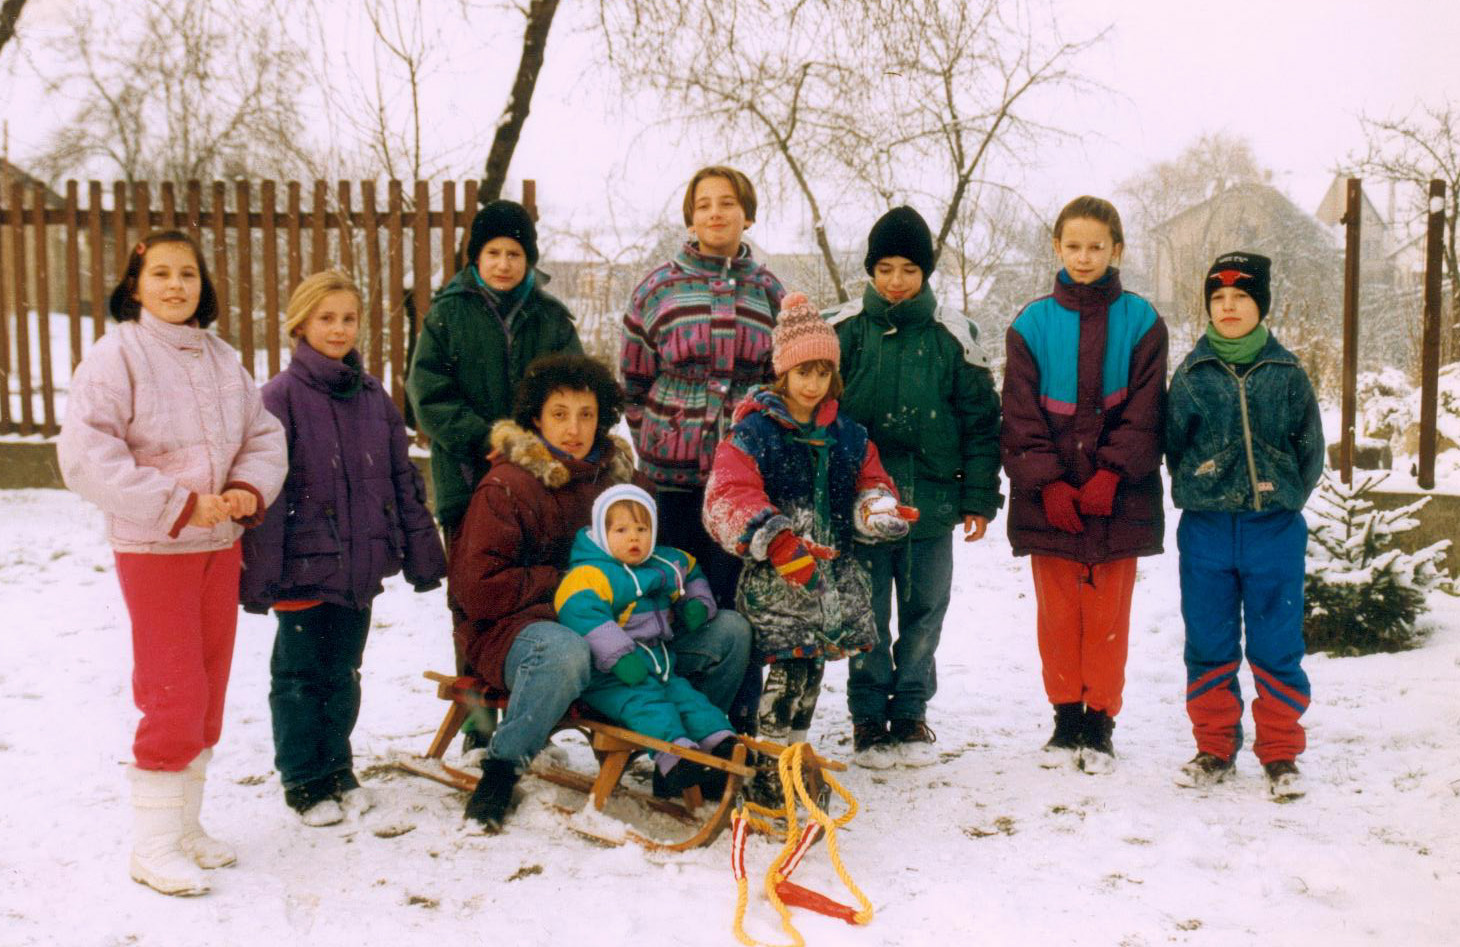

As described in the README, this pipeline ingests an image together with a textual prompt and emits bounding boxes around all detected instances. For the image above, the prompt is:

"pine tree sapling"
[1304,471,1451,655]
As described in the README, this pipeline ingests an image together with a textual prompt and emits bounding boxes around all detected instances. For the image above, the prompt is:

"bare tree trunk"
[480,0,561,206]
[0,0,30,56]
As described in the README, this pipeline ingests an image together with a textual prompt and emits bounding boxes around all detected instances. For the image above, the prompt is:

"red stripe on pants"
[1251,666,1308,764]
[114,542,242,771]
[1030,555,1137,717]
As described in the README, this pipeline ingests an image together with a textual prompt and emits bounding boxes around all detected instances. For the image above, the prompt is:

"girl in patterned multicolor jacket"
[1166,252,1323,801]
[1001,196,1168,776]
[704,292,913,801]
[554,484,738,797]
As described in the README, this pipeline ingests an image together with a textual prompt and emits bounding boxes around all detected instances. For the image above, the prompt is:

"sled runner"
[399,671,843,851]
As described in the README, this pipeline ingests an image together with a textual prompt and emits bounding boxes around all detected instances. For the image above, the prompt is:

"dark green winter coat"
[407,267,582,530]
[827,283,1003,540]
[1166,332,1324,512]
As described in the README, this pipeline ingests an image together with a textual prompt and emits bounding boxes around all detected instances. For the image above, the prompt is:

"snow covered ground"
[1,487,1458,946]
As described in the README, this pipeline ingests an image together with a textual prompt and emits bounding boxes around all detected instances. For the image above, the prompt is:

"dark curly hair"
[512,353,625,438]
[109,230,220,328]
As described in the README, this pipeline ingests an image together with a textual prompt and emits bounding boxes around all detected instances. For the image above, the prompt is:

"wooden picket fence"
[0,177,492,436]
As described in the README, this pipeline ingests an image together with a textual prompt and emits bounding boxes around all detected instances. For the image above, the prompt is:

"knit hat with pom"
[772,292,840,376]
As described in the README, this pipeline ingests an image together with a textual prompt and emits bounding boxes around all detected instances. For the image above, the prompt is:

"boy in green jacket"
[828,206,1003,767]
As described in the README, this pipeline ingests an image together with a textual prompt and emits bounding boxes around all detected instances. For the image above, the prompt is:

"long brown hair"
[1052,196,1125,247]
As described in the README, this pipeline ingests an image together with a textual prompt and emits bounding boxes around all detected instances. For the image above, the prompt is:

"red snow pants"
[1030,555,1138,717]
[114,542,242,771]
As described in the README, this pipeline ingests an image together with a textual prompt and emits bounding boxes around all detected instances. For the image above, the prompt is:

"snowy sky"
[3,0,1458,250]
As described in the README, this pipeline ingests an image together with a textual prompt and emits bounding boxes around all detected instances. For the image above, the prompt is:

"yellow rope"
[731,742,874,947]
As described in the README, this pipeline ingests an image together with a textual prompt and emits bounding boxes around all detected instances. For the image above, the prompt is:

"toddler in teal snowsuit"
[554,484,736,793]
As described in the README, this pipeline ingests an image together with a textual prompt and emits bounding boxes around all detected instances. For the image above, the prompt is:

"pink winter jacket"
[58,310,287,554]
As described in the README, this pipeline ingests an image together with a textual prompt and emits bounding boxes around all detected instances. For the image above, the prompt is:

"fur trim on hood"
[488,420,636,489]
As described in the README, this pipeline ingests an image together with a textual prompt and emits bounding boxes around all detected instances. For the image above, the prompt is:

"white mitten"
[855,491,910,540]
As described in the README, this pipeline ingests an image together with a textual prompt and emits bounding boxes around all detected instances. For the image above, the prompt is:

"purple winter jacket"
[240,341,446,613]
[1001,271,1168,564]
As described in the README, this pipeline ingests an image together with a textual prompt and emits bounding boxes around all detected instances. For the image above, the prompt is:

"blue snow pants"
[1178,509,1311,764]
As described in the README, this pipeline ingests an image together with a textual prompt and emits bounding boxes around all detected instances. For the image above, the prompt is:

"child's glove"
[767,530,838,590]
[679,598,711,634]
[611,652,648,686]
[1076,469,1120,517]
[854,492,919,540]
[1041,481,1084,534]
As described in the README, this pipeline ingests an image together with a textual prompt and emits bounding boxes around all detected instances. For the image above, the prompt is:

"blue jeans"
[846,533,954,724]
[269,603,372,790]
[487,610,751,766]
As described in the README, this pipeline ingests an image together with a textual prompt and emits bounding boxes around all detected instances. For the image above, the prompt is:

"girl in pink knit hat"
[704,292,916,802]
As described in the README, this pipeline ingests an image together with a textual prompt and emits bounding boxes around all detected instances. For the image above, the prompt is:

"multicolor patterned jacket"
[620,241,785,487]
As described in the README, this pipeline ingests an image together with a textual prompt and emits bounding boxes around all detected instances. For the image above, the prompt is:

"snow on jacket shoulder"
[58,311,286,553]
[447,420,646,690]
[703,386,897,560]
[239,342,446,613]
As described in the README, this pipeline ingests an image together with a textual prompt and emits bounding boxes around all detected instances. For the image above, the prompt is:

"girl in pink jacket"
[58,231,287,897]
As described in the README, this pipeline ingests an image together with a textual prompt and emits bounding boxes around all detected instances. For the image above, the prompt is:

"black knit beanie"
[864,205,935,276]
[1204,252,1271,320]
[467,200,539,267]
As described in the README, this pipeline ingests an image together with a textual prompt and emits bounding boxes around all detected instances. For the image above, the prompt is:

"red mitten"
[1041,481,1085,534]
[767,531,837,590]
[1076,469,1120,517]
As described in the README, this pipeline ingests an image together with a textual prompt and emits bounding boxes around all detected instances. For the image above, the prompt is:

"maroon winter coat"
[1001,271,1168,564]
[448,420,647,690]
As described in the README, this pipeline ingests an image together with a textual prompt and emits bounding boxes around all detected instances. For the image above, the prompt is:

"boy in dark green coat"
[407,201,582,538]
[827,206,1003,766]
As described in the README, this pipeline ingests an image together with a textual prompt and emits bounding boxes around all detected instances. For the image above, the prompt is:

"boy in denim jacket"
[1166,252,1324,800]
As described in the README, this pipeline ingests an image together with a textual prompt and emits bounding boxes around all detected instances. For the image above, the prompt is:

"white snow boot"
[180,749,237,868]
[129,766,211,896]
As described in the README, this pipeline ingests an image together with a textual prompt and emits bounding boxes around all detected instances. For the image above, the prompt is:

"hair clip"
[134,242,147,256]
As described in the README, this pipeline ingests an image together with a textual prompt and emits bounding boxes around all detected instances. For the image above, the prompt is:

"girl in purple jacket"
[241,271,446,827]
[59,231,288,897]
[1000,197,1168,775]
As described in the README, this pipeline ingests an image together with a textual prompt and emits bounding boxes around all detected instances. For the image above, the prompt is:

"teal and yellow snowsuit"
[554,499,734,756]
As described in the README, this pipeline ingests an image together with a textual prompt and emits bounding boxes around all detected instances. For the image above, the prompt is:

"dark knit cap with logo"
[467,200,539,267]
[864,205,935,276]
[1204,251,1272,319]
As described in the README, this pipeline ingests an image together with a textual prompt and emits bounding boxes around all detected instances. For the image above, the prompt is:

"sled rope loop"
[730,741,873,947]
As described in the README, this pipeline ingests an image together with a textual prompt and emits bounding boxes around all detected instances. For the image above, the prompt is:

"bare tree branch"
[481,0,561,205]
[0,0,28,58]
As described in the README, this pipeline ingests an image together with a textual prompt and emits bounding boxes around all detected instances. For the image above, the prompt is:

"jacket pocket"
[281,529,342,586]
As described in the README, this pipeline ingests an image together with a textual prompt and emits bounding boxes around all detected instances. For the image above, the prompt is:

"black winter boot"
[1040,702,1084,767]
[1078,708,1116,774]
[697,739,740,801]
[465,758,520,832]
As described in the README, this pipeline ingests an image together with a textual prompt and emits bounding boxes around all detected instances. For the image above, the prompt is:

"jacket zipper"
[1220,359,1274,512]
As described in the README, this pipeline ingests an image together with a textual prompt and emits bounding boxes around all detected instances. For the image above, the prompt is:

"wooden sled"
[398,671,802,850]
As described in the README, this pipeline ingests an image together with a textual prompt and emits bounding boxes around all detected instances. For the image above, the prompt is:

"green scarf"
[786,419,835,543]
[1205,322,1268,365]
[861,280,936,328]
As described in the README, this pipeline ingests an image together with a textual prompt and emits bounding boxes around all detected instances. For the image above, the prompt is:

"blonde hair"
[605,498,653,528]
[284,270,363,339]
